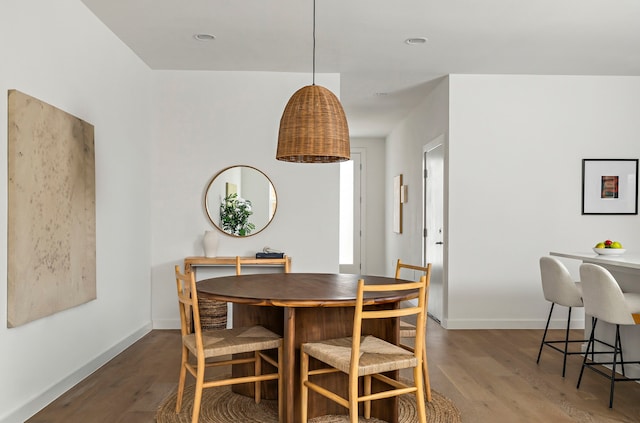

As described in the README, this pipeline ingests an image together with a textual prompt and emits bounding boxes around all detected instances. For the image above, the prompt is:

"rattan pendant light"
[276,0,350,163]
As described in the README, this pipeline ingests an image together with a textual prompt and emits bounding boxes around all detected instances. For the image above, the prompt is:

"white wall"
[388,74,640,330]
[447,74,640,329]
[386,77,450,276]
[0,1,152,422]
[350,138,386,276]
[150,71,342,328]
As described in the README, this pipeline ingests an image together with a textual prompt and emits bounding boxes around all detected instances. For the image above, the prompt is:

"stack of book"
[255,252,285,259]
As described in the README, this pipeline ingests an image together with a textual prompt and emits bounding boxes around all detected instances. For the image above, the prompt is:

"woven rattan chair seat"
[400,321,417,338]
[302,335,416,377]
[182,326,282,358]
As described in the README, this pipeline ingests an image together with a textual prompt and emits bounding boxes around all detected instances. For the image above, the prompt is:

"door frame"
[423,135,447,325]
[339,148,366,274]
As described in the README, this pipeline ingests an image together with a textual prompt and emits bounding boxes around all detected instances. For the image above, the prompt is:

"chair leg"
[363,375,371,419]
[277,345,284,423]
[349,373,359,423]
[300,350,309,423]
[254,351,262,404]
[191,355,206,423]
[562,307,572,377]
[577,319,597,389]
[175,347,189,413]
[423,347,432,402]
[414,363,427,423]
[537,303,554,364]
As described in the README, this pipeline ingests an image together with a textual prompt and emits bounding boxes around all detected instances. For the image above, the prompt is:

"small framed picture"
[582,159,638,215]
[393,174,403,233]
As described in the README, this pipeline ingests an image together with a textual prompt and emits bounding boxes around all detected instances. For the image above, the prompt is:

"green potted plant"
[220,193,256,236]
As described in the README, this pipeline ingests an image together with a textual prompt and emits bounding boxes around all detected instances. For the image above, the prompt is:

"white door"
[424,138,445,323]
[339,151,363,274]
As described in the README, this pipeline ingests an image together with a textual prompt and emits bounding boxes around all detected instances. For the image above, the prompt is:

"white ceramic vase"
[203,230,219,258]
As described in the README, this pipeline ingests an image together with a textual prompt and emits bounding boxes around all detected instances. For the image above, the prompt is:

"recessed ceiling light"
[194,33,216,41]
[405,37,428,45]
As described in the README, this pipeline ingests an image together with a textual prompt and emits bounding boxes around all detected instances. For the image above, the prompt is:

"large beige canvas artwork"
[7,90,96,328]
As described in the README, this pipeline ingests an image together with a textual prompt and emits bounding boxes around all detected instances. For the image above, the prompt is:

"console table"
[184,255,291,329]
[184,255,291,276]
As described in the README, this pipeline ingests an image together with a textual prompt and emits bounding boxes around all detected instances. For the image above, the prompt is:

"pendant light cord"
[312,0,316,85]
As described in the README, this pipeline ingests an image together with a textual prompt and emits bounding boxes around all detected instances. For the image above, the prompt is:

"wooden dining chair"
[174,265,284,423]
[395,259,432,401]
[300,270,431,423]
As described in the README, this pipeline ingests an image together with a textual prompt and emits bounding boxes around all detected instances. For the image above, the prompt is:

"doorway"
[339,149,364,274]
[423,136,445,324]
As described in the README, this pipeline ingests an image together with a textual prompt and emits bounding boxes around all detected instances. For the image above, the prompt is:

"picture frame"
[582,159,638,215]
[393,174,403,233]
[7,90,96,327]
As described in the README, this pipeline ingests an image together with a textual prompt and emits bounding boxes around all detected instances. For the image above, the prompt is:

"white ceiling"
[80,0,640,138]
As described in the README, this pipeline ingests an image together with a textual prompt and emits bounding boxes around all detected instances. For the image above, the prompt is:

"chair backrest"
[579,263,636,326]
[539,256,583,307]
[175,265,204,348]
[235,255,291,275]
[395,259,429,281]
[350,264,431,376]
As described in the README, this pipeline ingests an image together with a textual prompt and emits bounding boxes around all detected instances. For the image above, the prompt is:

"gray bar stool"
[537,256,589,377]
[577,263,640,408]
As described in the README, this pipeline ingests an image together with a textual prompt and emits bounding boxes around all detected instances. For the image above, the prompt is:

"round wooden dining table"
[197,272,419,423]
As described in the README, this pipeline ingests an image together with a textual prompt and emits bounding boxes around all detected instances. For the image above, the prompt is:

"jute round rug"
[156,384,461,423]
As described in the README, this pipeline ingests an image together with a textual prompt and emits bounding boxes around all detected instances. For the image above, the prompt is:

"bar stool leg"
[537,303,555,364]
[577,318,597,389]
[590,316,596,362]
[616,326,626,377]
[609,325,622,408]
[562,307,572,377]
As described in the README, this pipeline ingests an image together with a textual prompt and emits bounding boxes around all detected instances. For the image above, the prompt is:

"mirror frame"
[204,165,277,237]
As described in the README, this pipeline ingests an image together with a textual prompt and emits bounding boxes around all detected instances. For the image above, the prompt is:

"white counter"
[550,251,640,292]
[550,251,640,270]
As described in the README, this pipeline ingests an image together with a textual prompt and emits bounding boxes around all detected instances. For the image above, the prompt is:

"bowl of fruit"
[593,240,626,255]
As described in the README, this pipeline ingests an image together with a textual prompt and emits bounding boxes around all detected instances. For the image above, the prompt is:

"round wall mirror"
[205,165,277,237]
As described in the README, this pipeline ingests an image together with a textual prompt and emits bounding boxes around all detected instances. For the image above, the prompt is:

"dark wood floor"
[28,319,640,422]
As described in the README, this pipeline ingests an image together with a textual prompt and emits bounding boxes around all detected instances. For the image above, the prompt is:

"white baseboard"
[153,318,181,329]
[1,323,152,423]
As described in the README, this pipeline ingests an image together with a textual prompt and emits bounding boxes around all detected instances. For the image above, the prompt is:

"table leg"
[232,303,399,423]
[283,307,296,423]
